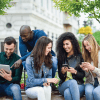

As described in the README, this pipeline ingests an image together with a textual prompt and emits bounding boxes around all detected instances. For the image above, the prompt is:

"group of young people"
[0,25,100,100]
[56,33,100,100]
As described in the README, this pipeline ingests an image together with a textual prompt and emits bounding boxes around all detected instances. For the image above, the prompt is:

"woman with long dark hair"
[56,32,85,100]
[25,36,59,100]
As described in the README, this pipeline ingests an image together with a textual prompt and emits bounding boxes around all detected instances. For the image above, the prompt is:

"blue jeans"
[85,84,100,100]
[22,56,57,78]
[78,84,85,97]
[0,83,22,100]
[58,79,81,100]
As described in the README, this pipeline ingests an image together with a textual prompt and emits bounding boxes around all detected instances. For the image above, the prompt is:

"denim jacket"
[25,56,52,90]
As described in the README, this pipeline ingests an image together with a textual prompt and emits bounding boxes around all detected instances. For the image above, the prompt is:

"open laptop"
[0,64,10,73]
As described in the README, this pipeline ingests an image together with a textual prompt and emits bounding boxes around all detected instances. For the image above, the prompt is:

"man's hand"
[11,59,22,69]
[0,69,12,81]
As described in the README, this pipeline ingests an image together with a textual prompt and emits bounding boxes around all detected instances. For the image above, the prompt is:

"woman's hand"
[67,67,77,74]
[80,62,95,71]
[80,64,88,72]
[43,82,50,87]
[61,67,68,74]
[47,78,59,84]
[0,69,12,81]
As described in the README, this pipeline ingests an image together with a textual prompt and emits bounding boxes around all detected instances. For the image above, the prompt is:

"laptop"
[0,64,10,73]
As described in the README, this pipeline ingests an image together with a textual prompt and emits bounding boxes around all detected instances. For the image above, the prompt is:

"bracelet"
[75,70,77,74]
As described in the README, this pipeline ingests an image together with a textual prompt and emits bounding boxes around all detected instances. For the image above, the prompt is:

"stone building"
[0,0,79,55]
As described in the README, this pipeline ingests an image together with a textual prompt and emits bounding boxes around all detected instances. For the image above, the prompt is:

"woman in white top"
[80,34,100,100]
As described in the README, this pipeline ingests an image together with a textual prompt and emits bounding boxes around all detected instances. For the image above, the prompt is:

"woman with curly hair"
[56,32,85,100]
[25,36,59,100]
[80,34,100,100]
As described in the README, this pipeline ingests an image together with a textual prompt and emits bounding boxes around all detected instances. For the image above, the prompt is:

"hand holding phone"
[62,64,70,69]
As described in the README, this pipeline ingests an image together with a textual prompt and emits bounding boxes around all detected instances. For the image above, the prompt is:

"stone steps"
[0,91,64,100]
[0,91,86,100]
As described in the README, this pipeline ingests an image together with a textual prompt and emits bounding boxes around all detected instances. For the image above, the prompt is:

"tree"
[0,0,12,15]
[52,0,100,23]
[93,31,100,45]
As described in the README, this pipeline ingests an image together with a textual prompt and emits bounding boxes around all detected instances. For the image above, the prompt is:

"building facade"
[0,0,79,55]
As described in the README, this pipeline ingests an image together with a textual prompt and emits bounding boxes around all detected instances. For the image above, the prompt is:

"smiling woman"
[56,32,85,100]
[25,36,59,100]
[81,34,100,100]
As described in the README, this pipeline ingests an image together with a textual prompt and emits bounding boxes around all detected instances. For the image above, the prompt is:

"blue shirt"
[19,30,55,61]
[25,56,52,90]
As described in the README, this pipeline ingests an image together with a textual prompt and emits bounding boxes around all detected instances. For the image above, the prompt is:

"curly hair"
[31,36,52,73]
[82,34,100,68]
[56,32,81,65]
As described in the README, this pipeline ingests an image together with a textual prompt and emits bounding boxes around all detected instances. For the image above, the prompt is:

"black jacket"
[58,54,85,85]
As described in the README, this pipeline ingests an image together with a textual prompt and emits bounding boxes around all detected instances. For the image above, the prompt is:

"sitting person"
[56,32,85,100]
[25,36,59,100]
[80,34,100,100]
[0,37,23,100]
[12,25,57,78]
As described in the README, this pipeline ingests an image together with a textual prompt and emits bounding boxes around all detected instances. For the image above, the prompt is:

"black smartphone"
[62,64,70,69]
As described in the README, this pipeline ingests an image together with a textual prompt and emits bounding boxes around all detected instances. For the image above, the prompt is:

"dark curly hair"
[56,32,81,65]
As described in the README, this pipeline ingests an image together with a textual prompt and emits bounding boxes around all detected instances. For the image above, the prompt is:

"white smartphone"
[0,64,10,73]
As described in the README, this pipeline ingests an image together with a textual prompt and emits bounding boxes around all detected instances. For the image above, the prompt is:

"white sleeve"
[92,67,100,77]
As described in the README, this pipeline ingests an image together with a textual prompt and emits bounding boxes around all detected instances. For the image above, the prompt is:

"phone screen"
[62,64,70,69]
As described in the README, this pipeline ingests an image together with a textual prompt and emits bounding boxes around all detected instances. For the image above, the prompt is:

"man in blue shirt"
[12,25,57,78]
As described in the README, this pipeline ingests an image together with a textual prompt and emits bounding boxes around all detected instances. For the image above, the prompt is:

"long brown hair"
[31,36,52,73]
[82,34,100,68]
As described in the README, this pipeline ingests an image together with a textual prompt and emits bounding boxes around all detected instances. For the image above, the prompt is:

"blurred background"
[0,0,100,55]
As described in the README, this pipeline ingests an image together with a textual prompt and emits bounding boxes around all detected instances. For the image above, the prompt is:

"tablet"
[0,64,10,73]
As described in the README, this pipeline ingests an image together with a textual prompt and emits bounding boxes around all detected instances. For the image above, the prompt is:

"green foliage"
[20,72,28,84]
[52,0,100,23]
[77,33,84,52]
[93,31,100,45]
[0,0,12,15]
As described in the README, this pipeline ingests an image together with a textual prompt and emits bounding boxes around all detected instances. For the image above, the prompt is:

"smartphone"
[62,64,70,69]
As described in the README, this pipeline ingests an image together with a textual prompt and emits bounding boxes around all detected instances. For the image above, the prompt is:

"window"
[34,27,37,30]
[52,33,54,40]
[41,0,43,7]
[56,34,58,40]
[47,0,49,10]
[51,1,53,13]
[6,23,12,28]
[47,31,49,37]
